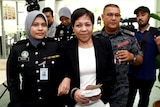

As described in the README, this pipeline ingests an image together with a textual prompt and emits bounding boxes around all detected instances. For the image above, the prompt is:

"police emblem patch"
[18,51,30,61]
[21,51,29,58]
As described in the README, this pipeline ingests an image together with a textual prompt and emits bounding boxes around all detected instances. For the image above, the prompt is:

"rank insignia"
[43,55,60,60]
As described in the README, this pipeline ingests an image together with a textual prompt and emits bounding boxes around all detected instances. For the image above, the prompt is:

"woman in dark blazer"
[58,8,116,107]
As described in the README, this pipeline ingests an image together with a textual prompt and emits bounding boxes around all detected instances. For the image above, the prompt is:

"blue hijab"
[25,10,48,48]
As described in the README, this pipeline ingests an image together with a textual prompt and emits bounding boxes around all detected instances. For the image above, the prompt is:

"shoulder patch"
[11,39,28,48]
[93,31,101,36]
[45,37,55,41]
[14,39,28,45]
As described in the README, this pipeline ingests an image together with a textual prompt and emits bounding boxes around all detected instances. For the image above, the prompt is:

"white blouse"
[77,46,110,107]
[78,46,96,89]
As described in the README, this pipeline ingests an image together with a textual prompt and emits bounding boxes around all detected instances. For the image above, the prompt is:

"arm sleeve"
[7,46,21,107]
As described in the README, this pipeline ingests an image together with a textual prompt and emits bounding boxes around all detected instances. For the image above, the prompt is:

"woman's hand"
[57,77,71,96]
[74,89,90,104]
[74,89,102,104]
[88,93,102,101]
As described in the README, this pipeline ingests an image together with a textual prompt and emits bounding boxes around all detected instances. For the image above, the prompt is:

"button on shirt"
[7,38,60,102]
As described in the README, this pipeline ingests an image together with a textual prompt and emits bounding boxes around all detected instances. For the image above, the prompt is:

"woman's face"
[73,14,93,43]
[60,16,71,26]
[30,17,48,40]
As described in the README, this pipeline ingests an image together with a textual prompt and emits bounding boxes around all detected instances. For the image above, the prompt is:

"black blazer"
[59,36,116,105]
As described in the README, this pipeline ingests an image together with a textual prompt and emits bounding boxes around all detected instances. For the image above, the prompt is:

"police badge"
[18,50,30,62]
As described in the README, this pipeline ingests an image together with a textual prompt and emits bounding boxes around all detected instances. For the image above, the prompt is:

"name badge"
[40,68,48,80]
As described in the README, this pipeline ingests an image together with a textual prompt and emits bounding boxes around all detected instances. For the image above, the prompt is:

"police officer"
[55,7,75,43]
[94,4,143,107]
[7,11,68,107]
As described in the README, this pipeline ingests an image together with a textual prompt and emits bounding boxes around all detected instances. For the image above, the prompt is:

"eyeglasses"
[106,13,121,18]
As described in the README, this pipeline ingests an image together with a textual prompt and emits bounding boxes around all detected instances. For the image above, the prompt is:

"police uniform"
[94,28,143,107]
[55,24,75,43]
[7,38,64,107]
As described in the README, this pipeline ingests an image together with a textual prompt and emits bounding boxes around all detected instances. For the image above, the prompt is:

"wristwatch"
[132,55,137,63]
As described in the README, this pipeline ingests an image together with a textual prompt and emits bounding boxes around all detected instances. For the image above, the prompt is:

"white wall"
[57,0,156,28]
[1,0,158,35]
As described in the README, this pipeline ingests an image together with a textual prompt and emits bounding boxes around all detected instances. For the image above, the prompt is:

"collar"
[137,24,150,32]
[101,27,122,38]
[26,41,46,48]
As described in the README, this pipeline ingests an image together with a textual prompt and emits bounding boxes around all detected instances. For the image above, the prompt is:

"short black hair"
[71,8,94,27]
[134,6,150,14]
[103,4,120,13]
[42,7,53,17]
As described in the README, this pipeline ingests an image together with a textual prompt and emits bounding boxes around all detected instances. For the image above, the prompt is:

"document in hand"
[81,84,102,98]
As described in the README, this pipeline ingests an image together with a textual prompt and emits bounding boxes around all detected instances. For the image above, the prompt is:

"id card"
[40,68,48,80]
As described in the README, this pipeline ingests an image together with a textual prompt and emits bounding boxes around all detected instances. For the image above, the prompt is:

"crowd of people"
[6,3,160,107]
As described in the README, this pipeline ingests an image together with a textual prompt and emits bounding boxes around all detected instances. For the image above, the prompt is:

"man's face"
[102,6,121,33]
[43,12,54,26]
[136,11,150,28]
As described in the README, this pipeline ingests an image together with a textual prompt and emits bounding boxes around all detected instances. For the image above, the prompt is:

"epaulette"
[93,31,101,36]
[122,29,135,36]
[13,39,28,46]
[45,37,55,41]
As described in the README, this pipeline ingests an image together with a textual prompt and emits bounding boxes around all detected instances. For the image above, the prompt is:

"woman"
[7,10,67,107]
[55,7,74,43]
[59,8,116,107]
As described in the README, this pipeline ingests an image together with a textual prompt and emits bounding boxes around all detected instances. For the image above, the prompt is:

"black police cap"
[134,6,150,14]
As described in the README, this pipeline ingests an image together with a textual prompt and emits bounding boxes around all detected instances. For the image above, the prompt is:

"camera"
[121,17,137,32]
[25,0,40,12]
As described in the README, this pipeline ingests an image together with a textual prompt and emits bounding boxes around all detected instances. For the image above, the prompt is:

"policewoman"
[7,11,67,107]
[55,7,74,43]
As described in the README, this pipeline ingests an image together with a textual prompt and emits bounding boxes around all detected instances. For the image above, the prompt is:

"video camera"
[121,17,137,32]
[25,0,43,12]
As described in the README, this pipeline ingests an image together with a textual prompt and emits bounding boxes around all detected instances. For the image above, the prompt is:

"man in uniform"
[94,4,143,107]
